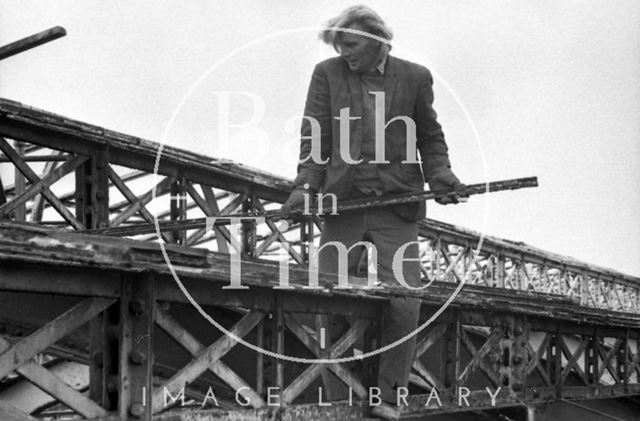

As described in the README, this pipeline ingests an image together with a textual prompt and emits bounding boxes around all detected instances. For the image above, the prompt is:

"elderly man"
[282,5,466,419]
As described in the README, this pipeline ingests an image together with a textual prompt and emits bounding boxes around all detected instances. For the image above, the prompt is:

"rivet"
[92,350,103,367]
[129,300,145,315]
[129,402,145,418]
[129,351,146,365]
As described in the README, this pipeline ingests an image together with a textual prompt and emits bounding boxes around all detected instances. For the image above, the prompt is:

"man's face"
[337,25,382,73]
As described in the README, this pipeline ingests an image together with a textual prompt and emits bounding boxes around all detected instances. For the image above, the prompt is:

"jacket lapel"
[345,63,364,154]
[382,55,399,120]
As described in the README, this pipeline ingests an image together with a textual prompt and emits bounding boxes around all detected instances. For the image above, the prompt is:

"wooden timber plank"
[0,27,66,61]
[151,310,264,413]
[0,336,107,417]
[154,307,266,408]
[0,297,115,379]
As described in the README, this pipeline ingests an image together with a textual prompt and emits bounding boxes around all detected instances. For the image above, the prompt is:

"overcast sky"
[1,1,639,277]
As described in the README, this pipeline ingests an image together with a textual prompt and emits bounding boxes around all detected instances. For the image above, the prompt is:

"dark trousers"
[317,205,421,403]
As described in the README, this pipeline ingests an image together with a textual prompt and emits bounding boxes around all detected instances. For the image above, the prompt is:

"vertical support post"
[554,324,562,398]
[496,252,505,288]
[580,271,589,306]
[256,320,264,396]
[119,272,154,420]
[103,303,121,410]
[511,317,527,392]
[435,236,442,280]
[621,328,629,391]
[241,193,257,259]
[300,220,309,264]
[586,328,597,386]
[274,295,284,393]
[170,177,186,245]
[76,146,113,407]
[362,316,380,388]
[88,310,107,407]
[441,312,460,390]
[592,330,599,386]
[520,255,528,291]
[526,405,536,421]
[307,220,314,266]
[75,146,109,229]
[0,174,7,205]
[13,141,26,221]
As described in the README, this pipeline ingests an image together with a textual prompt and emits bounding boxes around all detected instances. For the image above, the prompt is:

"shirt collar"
[375,53,387,75]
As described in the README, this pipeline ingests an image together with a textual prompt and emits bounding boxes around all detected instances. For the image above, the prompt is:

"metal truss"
[0,98,637,315]
[1,98,640,420]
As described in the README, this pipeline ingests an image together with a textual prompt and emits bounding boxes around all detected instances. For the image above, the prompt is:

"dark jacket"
[294,55,452,219]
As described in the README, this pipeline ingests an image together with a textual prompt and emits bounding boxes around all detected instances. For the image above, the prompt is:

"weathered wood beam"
[0,26,66,61]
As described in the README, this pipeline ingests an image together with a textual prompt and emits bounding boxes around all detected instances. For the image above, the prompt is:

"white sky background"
[1,1,639,277]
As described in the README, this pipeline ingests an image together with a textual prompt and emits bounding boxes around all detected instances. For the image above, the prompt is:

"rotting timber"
[0,98,639,420]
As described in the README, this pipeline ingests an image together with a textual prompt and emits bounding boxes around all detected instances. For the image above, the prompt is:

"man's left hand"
[428,168,468,205]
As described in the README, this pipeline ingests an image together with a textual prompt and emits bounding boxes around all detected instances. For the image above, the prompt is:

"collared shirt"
[374,53,387,75]
[352,50,389,196]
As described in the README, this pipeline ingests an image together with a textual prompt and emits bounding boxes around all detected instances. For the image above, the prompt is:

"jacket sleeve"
[293,63,332,191]
[414,67,451,181]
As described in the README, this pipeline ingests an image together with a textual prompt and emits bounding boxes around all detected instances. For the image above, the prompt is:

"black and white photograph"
[0,1,639,420]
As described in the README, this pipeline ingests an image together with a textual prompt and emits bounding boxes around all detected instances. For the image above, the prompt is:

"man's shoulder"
[315,56,346,72]
[388,55,431,77]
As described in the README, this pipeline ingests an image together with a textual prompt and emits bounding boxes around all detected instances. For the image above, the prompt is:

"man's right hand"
[280,187,310,220]
[428,168,468,205]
